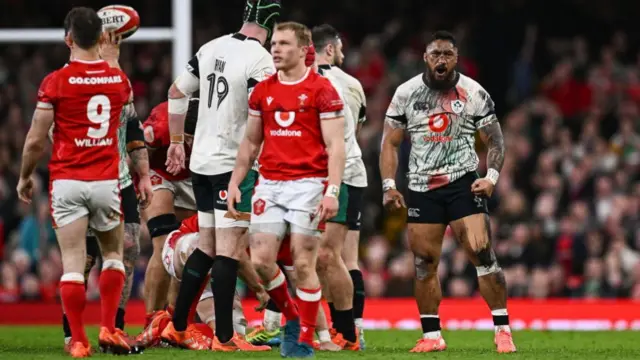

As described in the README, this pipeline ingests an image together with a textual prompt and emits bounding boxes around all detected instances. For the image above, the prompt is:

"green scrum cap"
[243,0,282,37]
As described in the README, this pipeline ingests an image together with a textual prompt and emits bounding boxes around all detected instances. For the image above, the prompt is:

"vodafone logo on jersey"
[271,111,302,137]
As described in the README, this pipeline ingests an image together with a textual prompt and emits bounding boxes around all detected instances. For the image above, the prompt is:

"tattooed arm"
[477,121,505,173]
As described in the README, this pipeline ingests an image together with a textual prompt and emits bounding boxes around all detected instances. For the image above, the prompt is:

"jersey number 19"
[206,73,229,109]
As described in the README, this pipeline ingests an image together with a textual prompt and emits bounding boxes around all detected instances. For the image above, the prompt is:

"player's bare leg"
[94,222,140,354]
[450,214,516,353]
[317,223,357,348]
[314,303,341,351]
[342,229,366,347]
[409,223,448,353]
[56,216,92,355]
[117,223,140,331]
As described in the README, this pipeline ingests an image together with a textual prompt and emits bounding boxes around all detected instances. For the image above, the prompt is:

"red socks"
[296,287,321,346]
[265,268,299,321]
[60,273,89,346]
[188,275,210,324]
[99,260,126,332]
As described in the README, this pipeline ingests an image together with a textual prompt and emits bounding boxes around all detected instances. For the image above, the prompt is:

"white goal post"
[0,0,191,79]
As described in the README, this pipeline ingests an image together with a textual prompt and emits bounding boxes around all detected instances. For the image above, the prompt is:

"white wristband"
[485,168,499,186]
[325,184,340,198]
[382,178,396,192]
[168,96,189,114]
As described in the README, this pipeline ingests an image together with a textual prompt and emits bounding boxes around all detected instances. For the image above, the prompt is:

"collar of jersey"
[278,67,311,86]
[70,59,106,65]
[232,32,261,43]
[421,71,460,90]
[318,64,332,70]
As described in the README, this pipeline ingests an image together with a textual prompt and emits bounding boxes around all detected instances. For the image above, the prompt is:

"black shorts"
[121,184,140,224]
[406,172,488,224]
[346,185,364,231]
[192,171,231,212]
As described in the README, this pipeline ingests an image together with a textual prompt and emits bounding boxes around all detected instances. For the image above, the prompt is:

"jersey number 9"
[206,73,229,109]
[86,94,111,139]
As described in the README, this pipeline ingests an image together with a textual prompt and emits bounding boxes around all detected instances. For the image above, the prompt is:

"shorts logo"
[474,196,484,208]
[151,174,163,186]
[408,208,420,218]
[219,190,228,201]
[253,199,266,216]
[107,210,120,221]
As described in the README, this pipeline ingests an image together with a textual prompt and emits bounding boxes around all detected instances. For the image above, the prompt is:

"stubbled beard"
[425,68,458,91]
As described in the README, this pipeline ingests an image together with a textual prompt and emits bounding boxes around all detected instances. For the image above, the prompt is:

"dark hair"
[63,7,102,50]
[428,30,457,47]
[311,24,340,52]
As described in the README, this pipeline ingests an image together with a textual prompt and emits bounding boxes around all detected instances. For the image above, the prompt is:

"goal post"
[0,0,191,79]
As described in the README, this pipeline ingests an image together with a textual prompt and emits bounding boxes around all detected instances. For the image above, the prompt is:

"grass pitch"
[0,326,638,359]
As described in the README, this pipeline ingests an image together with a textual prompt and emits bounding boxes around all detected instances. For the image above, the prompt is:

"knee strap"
[147,214,180,238]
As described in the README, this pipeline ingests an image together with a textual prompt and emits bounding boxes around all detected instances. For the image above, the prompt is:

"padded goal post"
[0,0,191,79]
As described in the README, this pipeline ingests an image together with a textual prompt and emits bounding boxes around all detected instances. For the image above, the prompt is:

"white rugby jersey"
[385,72,497,192]
[318,65,367,188]
[183,33,275,175]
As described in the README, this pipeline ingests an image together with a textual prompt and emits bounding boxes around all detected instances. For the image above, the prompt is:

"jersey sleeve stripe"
[186,56,200,78]
[475,113,498,128]
[386,113,407,124]
[358,105,367,123]
[247,78,259,90]
[320,110,344,120]
[36,101,53,110]
[249,109,261,116]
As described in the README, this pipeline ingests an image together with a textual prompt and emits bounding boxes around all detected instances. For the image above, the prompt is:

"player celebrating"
[312,24,368,349]
[162,0,281,351]
[17,7,133,357]
[228,21,346,358]
[380,31,516,353]
[136,98,198,348]
[160,215,270,350]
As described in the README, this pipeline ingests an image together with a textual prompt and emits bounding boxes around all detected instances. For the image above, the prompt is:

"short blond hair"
[274,21,312,46]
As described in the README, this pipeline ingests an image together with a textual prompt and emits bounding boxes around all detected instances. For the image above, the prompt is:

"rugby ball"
[97,5,140,39]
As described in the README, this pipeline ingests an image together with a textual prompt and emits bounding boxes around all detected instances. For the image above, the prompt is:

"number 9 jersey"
[37,59,132,181]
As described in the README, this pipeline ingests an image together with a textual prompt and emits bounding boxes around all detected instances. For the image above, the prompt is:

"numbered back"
[38,60,131,181]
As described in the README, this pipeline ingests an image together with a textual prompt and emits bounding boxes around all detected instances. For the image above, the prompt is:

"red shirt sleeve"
[316,79,344,120]
[179,215,199,233]
[248,81,264,117]
[144,102,170,148]
[37,72,58,110]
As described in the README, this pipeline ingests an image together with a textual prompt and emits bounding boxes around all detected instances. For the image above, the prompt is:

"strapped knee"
[147,214,180,238]
[414,255,437,280]
[475,248,501,276]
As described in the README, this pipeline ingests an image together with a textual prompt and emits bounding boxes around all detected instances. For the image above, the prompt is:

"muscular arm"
[20,109,54,179]
[477,122,505,172]
[230,116,263,186]
[129,148,150,178]
[321,117,346,187]
[126,118,150,178]
[168,65,199,138]
[379,120,405,181]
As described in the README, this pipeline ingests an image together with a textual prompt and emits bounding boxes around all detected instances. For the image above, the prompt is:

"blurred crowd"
[0,0,639,303]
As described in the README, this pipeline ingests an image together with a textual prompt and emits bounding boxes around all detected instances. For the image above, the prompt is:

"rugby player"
[162,0,281,351]
[312,24,368,349]
[18,7,134,357]
[229,21,346,358]
[380,31,516,353]
[135,98,198,348]
[159,214,270,350]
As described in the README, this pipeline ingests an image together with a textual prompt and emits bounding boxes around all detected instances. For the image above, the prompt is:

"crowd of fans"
[0,0,638,303]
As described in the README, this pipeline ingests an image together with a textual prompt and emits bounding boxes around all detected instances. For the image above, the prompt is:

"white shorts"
[150,169,197,210]
[50,179,121,232]
[162,230,198,280]
[250,176,325,237]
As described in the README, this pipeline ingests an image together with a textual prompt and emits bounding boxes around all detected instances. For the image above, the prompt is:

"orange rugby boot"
[410,336,447,353]
[160,321,209,350]
[495,329,517,353]
[136,310,171,348]
[68,341,92,358]
[98,327,136,355]
[210,332,272,352]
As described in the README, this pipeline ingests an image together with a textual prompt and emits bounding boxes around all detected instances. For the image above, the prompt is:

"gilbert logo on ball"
[97,5,141,39]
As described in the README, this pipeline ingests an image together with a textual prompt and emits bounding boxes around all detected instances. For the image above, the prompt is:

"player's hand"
[137,175,154,210]
[17,177,34,204]
[165,143,185,175]
[100,31,122,68]
[227,182,242,219]
[254,289,270,312]
[383,189,406,211]
[317,195,339,222]
[471,178,495,197]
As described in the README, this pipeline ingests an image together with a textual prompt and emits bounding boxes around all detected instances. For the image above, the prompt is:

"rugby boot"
[495,329,517,353]
[210,332,271,352]
[409,336,447,352]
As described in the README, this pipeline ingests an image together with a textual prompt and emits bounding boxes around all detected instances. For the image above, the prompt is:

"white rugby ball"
[97,5,140,39]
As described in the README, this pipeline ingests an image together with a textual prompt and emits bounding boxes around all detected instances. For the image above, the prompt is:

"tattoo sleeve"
[478,122,505,172]
[129,147,150,178]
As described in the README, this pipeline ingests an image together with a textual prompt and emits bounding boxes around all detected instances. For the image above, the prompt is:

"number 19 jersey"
[186,33,275,176]
[37,59,131,181]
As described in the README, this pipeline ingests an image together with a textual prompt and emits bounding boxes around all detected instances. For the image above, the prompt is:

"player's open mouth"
[435,65,447,76]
